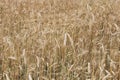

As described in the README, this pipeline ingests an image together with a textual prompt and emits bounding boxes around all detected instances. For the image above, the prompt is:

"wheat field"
[0,0,120,80]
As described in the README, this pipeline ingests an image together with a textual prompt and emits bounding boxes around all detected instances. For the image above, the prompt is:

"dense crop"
[0,0,120,80]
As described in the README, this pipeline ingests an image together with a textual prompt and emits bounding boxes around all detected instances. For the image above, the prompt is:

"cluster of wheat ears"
[0,0,120,80]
